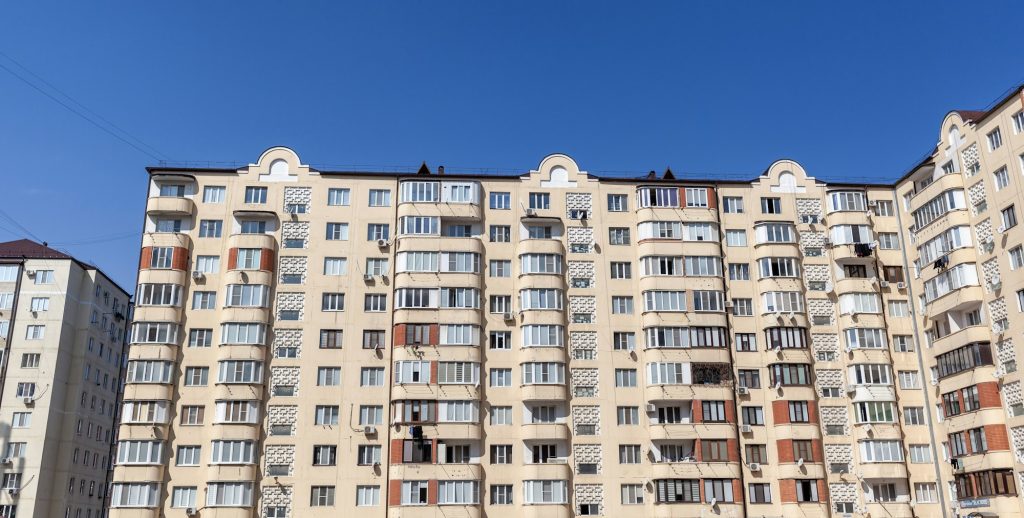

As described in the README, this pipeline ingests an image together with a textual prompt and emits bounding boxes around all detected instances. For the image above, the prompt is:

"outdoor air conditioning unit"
[823,238,833,247]
[645,404,657,413]
[736,386,749,395]
[724,300,734,308]
[0,458,10,466]
[363,273,374,281]
[25,270,35,277]
[525,208,538,217]
[998,225,1008,234]
[747,462,761,471]
[376,238,389,248]
[867,200,878,207]
[739,424,752,433]
[502,313,515,322]
[185,508,197,517]
[191,270,204,280]
[879,280,890,288]
[363,426,377,435]
[897,282,906,289]
[21,397,32,405]
[846,384,857,393]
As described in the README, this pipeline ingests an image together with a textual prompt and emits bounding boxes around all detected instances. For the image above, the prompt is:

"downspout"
[893,191,950,518]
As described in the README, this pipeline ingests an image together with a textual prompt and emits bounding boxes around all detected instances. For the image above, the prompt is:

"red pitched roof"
[953,110,988,123]
[0,239,71,260]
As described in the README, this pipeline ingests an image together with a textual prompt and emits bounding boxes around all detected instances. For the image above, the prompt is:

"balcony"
[397,235,484,255]
[927,285,985,317]
[833,277,876,294]
[397,200,481,221]
[830,243,876,262]
[122,383,174,401]
[642,348,731,364]
[520,505,572,518]
[227,232,276,251]
[521,384,568,401]
[395,507,481,518]
[392,383,437,400]
[521,423,570,440]
[522,460,571,480]
[205,464,258,483]
[131,305,182,323]
[141,231,191,249]
[431,422,484,441]
[649,422,734,441]
[825,210,871,227]
[645,384,732,402]
[220,306,272,324]
[860,463,908,480]
[637,239,719,259]
[518,238,565,256]
[908,173,964,213]
[863,502,914,518]
[652,461,740,479]
[146,195,195,216]
[389,462,483,482]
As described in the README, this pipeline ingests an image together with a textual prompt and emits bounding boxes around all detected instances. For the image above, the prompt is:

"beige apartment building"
[0,239,129,518]
[111,86,1024,518]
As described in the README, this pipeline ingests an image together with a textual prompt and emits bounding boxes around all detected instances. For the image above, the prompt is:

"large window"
[762,291,803,313]
[757,257,799,278]
[438,481,480,504]
[637,187,679,208]
[206,482,253,507]
[923,263,979,302]
[645,327,726,348]
[769,364,810,386]
[828,191,867,212]
[110,483,159,508]
[912,189,966,230]
[654,479,700,503]
[854,402,896,423]
[643,291,686,312]
[936,342,993,378]
[521,254,563,274]
[522,363,565,384]
[830,224,872,245]
[754,223,795,243]
[520,289,563,310]
[844,328,887,350]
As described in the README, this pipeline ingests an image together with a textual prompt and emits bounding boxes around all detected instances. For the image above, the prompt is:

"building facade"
[0,240,129,518]
[110,86,1024,518]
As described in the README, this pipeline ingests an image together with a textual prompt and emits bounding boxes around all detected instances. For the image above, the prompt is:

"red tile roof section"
[0,239,72,260]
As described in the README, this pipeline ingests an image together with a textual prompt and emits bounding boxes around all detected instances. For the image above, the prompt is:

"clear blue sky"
[2,1,1023,288]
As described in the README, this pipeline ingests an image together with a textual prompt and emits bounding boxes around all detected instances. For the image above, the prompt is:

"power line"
[0,51,170,162]
[0,55,168,162]
[0,210,44,243]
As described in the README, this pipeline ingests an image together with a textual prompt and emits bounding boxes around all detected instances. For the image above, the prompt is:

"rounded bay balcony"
[127,344,178,360]
[642,347,731,364]
[646,384,732,402]
[927,285,985,317]
[652,461,740,480]
[208,422,262,442]
[390,506,482,518]
[394,308,483,326]
[639,276,721,293]
[637,240,719,258]
[518,309,566,327]
[137,268,188,286]
[830,243,876,262]
[908,174,965,214]
[640,311,689,328]
[389,462,484,482]
[859,462,907,480]
[431,422,484,441]
[220,306,272,324]
[223,270,273,287]
[834,277,876,294]
[146,196,195,217]
[141,230,193,250]
[825,209,871,227]
[649,422,735,441]
[913,208,971,244]
[112,465,165,485]
[395,272,482,290]
[212,384,266,402]
[391,383,437,401]
[917,247,976,284]
[932,325,991,356]
[205,464,258,484]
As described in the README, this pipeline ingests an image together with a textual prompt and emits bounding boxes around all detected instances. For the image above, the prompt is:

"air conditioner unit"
[645,404,657,413]
[867,200,878,207]
[896,281,906,289]
[739,424,752,433]
[7,488,17,495]
[863,423,873,434]
[376,238,389,247]
[0,458,10,466]
[879,280,890,288]
[736,386,749,395]
[846,384,857,393]
[191,270,204,280]
[723,300,734,308]
[525,208,538,217]
[363,273,374,281]
[747,462,761,471]
[25,270,35,277]
[363,426,377,435]
[185,508,196,517]
[502,313,515,322]
[823,238,833,247]
[21,397,32,405]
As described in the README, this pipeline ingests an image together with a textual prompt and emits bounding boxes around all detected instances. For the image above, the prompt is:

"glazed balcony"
[146,195,195,217]
[396,235,485,255]
[649,422,734,441]
[520,384,568,401]
[928,285,984,317]
[131,305,182,323]
[637,240,719,258]
[397,199,481,221]
[859,463,908,480]
[517,238,565,256]
[830,243,876,262]
[521,460,572,480]
[908,174,965,214]
[227,232,277,251]
[122,383,174,401]
[645,384,732,403]
[141,231,192,250]
[642,347,731,364]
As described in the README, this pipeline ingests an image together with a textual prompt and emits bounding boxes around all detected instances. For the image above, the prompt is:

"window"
[608,194,628,211]
[438,481,479,504]
[528,192,550,209]
[184,367,208,386]
[31,269,54,283]
[722,196,744,213]
[854,401,896,423]
[25,325,44,340]
[326,187,350,206]
[761,197,781,214]
[353,485,380,507]
[314,406,340,426]
[198,219,222,238]
[621,484,644,505]
[609,228,630,245]
[191,291,216,310]
[654,479,700,503]
[742,406,764,425]
[326,222,349,240]
[485,484,512,505]
[310,486,335,507]
[179,406,204,425]
[20,354,39,368]
[321,293,345,312]
[611,296,634,314]
[617,406,639,425]
[110,483,159,507]
[485,191,511,210]
[1002,205,1018,230]
[489,225,511,242]
[748,483,771,503]
[702,401,727,422]
[615,369,637,387]
[905,409,929,425]
[364,294,386,312]
[235,248,261,269]
[202,186,225,203]
[367,223,391,240]
[175,445,200,466]
[489,260,511,277]
[523,363,565,384]
[988,127,1003,151]
[795,479,819,502]
[610,262,631,279]
[909,444,932,463]
[728,263,749,280]
[735,333,756,352]
[490,406,512,425]
[992,166,1011,191]
[828,191,867,212]
[523,480,568,504]
[368,189,391,207]
[725,229,746,246]
[195,255,219,273]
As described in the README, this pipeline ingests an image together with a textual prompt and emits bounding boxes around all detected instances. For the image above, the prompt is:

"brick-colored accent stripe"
[388,479,401,506]
[228,247,238,270]
[390,439,403,464]
[978,382,1003,408]
[985,424,1010,451]
[260,248,275,271]
[427,480,438,505]
[771,400,790,424]
[777,439,794,463]
[171,247,189,270]
[139,247,152,270]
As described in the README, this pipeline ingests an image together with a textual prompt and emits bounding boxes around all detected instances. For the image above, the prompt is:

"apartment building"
[110,86,1024,518]
[0,239,129,518]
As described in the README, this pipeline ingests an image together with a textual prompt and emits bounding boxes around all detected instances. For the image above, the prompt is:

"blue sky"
[2,1,1023,287]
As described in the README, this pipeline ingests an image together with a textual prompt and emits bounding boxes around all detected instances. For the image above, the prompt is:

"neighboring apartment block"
[0,240,129,518]
[111,86,1024,518]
